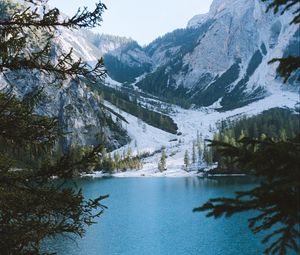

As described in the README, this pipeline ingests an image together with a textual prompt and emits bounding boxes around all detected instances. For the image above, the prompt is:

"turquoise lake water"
[46,177,276,255]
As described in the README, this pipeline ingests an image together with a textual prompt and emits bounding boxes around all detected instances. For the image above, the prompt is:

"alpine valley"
[2,0,299,176]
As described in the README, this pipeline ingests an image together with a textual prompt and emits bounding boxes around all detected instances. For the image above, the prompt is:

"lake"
[46,177,270,255]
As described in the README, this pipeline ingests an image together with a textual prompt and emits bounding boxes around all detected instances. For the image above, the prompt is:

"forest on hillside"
[89,82,179,134]
[203,108,300,173]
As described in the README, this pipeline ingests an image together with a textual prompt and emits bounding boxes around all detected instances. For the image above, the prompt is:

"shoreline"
[82,170,247,178]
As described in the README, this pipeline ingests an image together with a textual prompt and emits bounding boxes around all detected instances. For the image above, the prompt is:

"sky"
[48,0,213,46]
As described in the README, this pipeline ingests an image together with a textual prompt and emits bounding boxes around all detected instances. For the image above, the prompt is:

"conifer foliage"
[158,146,167,172]
[183,150,190,171]
[262,0,300,82]
[0,1,109,254]
[194,136,300,254]
[204,108,300,173]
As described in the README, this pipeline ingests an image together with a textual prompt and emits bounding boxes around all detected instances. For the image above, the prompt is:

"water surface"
[47,177,269,255]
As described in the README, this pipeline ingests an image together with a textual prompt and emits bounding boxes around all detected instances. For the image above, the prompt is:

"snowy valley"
[2,0,299,177]
[84,0,299,177]
[87,84,299,177]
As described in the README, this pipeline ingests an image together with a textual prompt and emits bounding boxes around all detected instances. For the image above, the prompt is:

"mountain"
[2,0,298,153]
[0,27,130,151]
[103,40,152,83]
[2,0,299,176]
[78,32,152,83]
[100,0,299,110]
[80,32,133,55]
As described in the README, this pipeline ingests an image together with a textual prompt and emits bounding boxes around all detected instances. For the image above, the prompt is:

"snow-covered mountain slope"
[88,88,299,177]
[100,0,299,110]
[3,0,299,174]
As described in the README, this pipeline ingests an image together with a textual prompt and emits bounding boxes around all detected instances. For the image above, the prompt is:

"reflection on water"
[183,176,259,188]
[44,177,270,255]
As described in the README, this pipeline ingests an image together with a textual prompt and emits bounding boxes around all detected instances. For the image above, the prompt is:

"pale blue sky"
[49,0,213,45]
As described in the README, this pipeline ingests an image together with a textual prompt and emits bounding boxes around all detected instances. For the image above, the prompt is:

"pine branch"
[194,136,300,254]
[0,2,107,29]
[263,0,300,24]
[269,56,300,83]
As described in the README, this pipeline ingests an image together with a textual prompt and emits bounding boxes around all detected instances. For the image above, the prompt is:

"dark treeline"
[204,108,300,173]
[217,107,299,140]
[97,148,151,173]
[91,83,179,134]
[0,111,126,170]
[104,51,152,83]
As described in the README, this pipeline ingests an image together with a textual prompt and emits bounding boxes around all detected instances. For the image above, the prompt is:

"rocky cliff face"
[100,0,299,110]
[0,27,130,150]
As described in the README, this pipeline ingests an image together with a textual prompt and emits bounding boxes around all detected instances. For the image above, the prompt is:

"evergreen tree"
[114,152,121,163]
[253,123,259,138]
[158,146,167,172]
[0,1,109,254]
[197,142,203,161]
[192,141,196,164]
[203,143,213,165]
[126,147,133,158]
[196,130,201,145]
[279,128,287,141]
[261,133,267,140]
[184,150,190,171]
